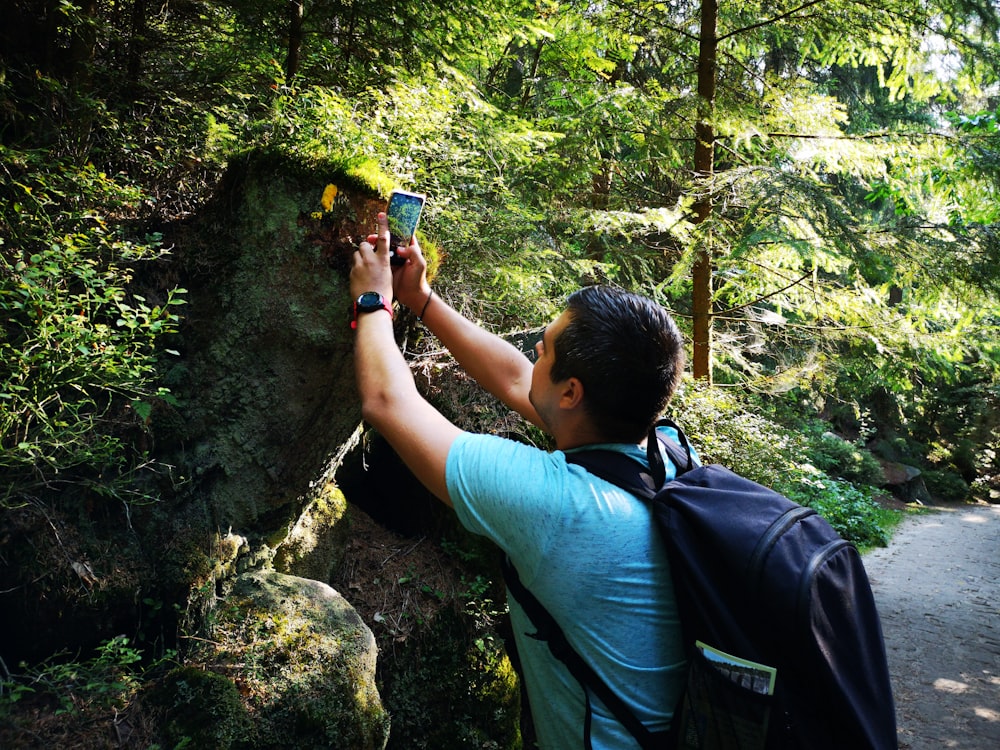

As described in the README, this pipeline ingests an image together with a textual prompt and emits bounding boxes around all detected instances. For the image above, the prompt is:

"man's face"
[529,310,572,430]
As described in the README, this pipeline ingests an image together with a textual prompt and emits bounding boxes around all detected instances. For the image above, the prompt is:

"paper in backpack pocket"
[676,642,776,750]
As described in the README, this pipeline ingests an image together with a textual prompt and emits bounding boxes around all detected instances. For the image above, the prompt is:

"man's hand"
[351,212,393,302]
[390,233,432,313]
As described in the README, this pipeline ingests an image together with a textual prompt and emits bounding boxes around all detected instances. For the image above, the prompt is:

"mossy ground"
[333,506,522,750]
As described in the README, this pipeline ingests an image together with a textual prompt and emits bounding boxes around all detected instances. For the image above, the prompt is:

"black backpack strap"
[501,555,666,749]
[567,418,694,496]
[651,417,695,478]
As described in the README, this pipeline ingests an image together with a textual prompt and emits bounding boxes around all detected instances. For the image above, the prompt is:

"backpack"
[502,418,897,750]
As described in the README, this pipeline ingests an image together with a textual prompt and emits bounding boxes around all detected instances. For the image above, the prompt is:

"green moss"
[155,666,252,749]
[417,233,442,284]
[382,607,521,750]
[226,146,394,202]
[272,482,351,580]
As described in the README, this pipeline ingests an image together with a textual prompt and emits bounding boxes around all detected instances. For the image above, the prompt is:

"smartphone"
[385,189,426,266]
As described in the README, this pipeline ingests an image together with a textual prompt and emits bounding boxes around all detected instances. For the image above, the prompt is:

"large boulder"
[160,149,385,532]
[158,569,389,749]
[878,459,931,504]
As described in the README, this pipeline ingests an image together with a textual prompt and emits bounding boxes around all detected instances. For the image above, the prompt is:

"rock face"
[163,149,383,532]
[879,459,931,504]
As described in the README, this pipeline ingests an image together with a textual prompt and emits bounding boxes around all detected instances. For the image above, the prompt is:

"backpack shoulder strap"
[654,417,696,476]
[501,555,665,749]
[566,417,694,497]
[564,450,659,500]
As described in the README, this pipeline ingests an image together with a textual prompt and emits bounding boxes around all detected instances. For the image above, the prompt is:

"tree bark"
[126,0,148,95]
[286,0,305,80]
[67,0,100,87]
[691,0,718,381]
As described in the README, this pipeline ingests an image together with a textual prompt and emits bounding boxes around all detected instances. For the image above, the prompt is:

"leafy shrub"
[673,382,895,547]
[922,469,970,503]
[806,431,885,486]
[671,380,808,487]
[0,148,185,506]
[0,635,151,716]
[790,477,891,549]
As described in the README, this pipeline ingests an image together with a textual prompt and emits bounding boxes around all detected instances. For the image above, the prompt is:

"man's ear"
[558,377,586,410]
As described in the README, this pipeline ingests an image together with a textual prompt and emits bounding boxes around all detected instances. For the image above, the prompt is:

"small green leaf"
[131,401,152,421]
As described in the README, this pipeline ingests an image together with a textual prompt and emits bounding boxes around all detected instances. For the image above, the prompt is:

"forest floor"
[864,502,1000,749]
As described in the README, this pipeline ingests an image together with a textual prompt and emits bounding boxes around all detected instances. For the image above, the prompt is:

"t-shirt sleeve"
[446,432,570,582]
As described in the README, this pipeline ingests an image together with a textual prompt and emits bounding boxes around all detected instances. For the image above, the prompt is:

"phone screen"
[386,190,425,265]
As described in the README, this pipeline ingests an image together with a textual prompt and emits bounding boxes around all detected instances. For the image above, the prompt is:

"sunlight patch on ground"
[974,706,999,721]
[933,678,969,694]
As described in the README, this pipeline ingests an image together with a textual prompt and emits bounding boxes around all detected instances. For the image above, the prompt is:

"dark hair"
[550,285,685,442]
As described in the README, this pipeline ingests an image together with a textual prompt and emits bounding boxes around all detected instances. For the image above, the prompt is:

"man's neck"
[553,425,622,452]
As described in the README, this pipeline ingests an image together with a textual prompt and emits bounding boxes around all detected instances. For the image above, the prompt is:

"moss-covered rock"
[380,604,521,750]
[161,150,381,532]
[273,481,352,582]
[192,569,389,749]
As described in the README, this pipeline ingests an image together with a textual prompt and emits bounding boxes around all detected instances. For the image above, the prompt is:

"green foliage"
[923,470,972,503]
[803,430,885,487]
[672,382,808,488]
[0,636,169,717]
[0,149,185,506]
[674,382,897,548]
[793,478,892,549]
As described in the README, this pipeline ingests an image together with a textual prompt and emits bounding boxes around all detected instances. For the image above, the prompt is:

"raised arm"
[351,214,463,504]
[391,238,544,431]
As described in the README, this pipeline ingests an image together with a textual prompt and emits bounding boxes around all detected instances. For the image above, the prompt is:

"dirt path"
[863,503,1000,749]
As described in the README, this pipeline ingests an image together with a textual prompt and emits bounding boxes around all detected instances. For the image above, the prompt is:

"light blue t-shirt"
[446,427,690,749]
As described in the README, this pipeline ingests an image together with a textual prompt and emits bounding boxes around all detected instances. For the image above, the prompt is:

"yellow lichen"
[320,184,338,212]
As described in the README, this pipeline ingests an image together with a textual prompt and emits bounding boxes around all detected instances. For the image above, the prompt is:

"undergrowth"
[673,381,901,549]
[0,635,174,720]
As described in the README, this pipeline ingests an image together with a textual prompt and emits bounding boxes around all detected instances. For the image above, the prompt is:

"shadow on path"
[864,504,1000,749]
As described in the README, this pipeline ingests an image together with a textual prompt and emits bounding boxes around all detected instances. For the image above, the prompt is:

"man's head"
[547,285,685,443]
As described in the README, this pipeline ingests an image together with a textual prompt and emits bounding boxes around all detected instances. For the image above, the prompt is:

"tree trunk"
[285,0,304,80]
[126,0,148,95]
[67,0,99,87]
[691,0,718,381]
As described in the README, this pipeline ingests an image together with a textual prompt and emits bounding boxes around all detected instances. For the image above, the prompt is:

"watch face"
[357,291,383,310]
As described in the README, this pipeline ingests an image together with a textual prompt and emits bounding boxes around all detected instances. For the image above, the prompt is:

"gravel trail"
[864,503,1000,749]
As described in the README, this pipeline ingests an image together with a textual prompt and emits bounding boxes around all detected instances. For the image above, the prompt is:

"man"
[351,212,689,748]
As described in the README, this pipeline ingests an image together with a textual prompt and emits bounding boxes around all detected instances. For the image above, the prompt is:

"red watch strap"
[351,301,394,329]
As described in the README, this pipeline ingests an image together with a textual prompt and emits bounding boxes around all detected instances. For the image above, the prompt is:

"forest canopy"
[3,0,1000,497]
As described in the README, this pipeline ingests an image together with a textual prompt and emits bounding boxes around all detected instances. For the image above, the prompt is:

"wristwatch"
[351,291,394,329]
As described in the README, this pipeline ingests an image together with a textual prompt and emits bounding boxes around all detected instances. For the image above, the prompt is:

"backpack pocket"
[675,644,774,750]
